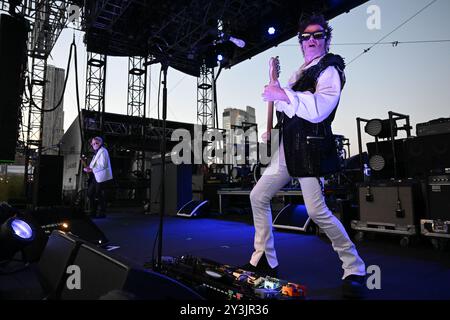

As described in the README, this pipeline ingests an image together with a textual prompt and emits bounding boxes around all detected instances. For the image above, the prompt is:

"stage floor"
[2,209,450,300]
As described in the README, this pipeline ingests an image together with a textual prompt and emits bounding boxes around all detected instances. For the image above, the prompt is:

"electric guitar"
[80,155,94,183]
[266,56,280,146]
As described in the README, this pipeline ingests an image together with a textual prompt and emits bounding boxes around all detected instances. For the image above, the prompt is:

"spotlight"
[268,27,276,35]
[217,54,224,62]
[0,217,36,261]
[368,154,386,172]
[364,119,397,139]
[10,219,34,240]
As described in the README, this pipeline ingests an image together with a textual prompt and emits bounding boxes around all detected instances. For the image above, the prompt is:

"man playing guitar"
[81,137,113,218]
[243,14,367,299]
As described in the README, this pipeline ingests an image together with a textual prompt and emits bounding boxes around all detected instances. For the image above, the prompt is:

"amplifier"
[427,175,450,220]
[416,118,450,136]
[404,134,450,178]
[357,180,425,227]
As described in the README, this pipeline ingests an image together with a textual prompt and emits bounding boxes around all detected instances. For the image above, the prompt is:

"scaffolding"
[127,56,147,117]
[127,56,149,201]
[1,0,70,200]
[85,52,107,116]
[197,64,215,129]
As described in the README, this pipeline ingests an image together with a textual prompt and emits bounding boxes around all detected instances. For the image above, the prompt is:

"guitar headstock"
[269,56,280,84]
[80,154,88,164]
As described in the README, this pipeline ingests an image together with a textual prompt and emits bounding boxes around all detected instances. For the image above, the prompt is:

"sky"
[49,0,450,156]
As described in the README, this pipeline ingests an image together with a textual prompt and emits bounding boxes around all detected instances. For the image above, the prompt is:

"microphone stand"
[154,58,169,272]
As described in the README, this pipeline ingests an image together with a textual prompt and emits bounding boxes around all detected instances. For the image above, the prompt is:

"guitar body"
[80,155,94,184]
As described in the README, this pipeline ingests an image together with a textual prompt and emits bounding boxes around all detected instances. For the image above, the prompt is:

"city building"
[222,106,256,130]
[42,65,65,155]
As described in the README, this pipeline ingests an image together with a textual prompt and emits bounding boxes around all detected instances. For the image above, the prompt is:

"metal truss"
[88,0,137,31]
[82,115,175,140]
[1,1,72,55]
[85,51,107,117]
[127,56,148,184]
[23,51,47,196]
[2,0,71,200]
[197,63,215,129]
[1,0,82,202]
[80,51,107,191]
[127,56,147,117]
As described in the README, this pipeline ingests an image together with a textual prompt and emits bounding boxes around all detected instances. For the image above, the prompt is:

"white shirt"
[89,146,113,183]
[275,55,343,123]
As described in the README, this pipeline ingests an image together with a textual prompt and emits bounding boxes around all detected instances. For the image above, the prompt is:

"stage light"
[0,217,36,261]
[11,219,33,240]
[364,119,397,139]
[217,54,224,62]
[62,222,69,229]
[368,154,386,172]
[268,27,276,35]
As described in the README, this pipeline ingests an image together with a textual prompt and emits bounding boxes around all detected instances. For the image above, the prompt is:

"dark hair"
[298,14,333,39]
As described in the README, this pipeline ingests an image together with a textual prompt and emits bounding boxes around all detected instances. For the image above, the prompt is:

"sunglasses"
[298,31,327,42]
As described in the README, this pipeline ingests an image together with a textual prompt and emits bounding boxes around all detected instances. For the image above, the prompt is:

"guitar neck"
[267,101,274,138]
[266,56,280,142]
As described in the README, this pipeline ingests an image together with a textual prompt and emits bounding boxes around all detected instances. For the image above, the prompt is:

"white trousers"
[249,144,366,279]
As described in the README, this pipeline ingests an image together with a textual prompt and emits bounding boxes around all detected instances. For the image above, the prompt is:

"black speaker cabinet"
[150,158,192,215]
[358,181,425,227]
[366,139,407,180]
[31,206,109,245]
[33,155,64,206]
[405,134,450,178]
[0,14,28,162]
[38,230,203,300]
[427,175,450,220]
[37,231,80,295]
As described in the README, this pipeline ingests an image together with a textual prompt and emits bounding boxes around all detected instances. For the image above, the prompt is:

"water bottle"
[363,163,371,181]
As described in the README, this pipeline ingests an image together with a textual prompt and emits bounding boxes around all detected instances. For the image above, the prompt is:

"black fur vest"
[277,53,345,177]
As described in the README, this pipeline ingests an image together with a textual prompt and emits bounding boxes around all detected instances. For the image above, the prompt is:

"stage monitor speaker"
[357,181,425,226]
[176,199,209,217]
[31,206,109,245]
[273,204,311,232]
[427,175,450,220]
[150,158,192,215]
[37,231,80,295]
[38,230,203,300]
[0,14,28,163]
[404,133,450,178]
[59,243,203,300]
[33,155,64,206]
[366,139,406,180]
